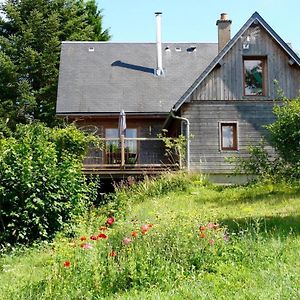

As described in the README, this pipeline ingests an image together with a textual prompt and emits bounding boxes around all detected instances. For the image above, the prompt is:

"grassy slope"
[115,183,300,299]
[1,179,300,299]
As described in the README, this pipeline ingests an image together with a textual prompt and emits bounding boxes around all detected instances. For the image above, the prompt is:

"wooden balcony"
[82,137,179,177]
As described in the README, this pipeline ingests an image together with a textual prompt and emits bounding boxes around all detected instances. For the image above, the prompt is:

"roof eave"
[56,112,169,117]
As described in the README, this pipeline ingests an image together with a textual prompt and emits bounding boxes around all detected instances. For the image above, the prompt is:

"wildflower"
[122,237,132,245]
[209,239,215,245]
[148,224,154,228]
[207,223,214,229]
[99,226,107,231]
[97,233,107,239]
[213,223,220,230]
[80,236,87,241]
[109,251,117,257]
[80,243,93,249]
[141,224,149,234]
[199,232,206,238]
[106,217,115,226]
[90,235,97,240]
[63,261,71,268]
[69,241,76,247]
[199,225,206,231]
[131,231,138,238]
[223,233,229,242]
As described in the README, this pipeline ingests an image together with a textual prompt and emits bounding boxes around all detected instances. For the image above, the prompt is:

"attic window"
[187,46,197,52]
[175,47,182,52]
[89,47,95,52]
[165,46,171,52]
[243,56,267,96]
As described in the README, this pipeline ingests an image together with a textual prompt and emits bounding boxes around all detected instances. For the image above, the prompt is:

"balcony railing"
[83,137,179,175]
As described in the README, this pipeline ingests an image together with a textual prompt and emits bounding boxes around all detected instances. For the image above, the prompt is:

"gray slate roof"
[56,42,218,114]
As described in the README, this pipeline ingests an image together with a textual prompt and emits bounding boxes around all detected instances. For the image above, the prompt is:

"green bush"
[0,123,97,245]
[231,97,300,181]
[266,98,300,165]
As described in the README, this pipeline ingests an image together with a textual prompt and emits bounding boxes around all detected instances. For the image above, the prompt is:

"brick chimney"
[216,13,232,52]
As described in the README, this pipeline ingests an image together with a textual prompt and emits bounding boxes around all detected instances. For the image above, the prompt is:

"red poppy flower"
[131,231,138,238]
[199,226,206,231]
[97,233,107,239]
[63,260,71,267]
[106,217,115,226]
[99,226,107,231]
[80,236,87,241]
[109,251,117,257]
[90,235,97,240]
[199,232,206,238]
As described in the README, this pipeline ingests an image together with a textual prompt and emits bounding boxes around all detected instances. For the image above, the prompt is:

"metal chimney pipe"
[155,12,164,76]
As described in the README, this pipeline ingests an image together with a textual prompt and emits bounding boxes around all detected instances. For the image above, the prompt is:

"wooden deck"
[82,163,178,177]
[82,136,180,177]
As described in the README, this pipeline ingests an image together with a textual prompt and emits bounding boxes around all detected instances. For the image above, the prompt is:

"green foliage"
[0,0,110,128]
[1,178,300,299]
[266,98,300,165]
[158,130,187,169]
[231,96,300,181]
[85,0,110,41]
[0,123,98,245]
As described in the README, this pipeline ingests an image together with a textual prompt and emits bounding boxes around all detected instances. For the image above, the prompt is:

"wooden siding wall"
[189,25,300,101]
[181,101,276,173]
[181,24,300,173]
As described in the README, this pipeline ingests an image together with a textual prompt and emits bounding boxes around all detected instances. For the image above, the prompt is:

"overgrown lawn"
[1,175,300,299]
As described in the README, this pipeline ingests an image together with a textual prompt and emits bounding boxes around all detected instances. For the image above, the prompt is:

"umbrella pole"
[120,134,125,167]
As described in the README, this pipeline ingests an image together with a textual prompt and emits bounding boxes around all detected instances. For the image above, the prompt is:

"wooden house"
[56,12,300,179]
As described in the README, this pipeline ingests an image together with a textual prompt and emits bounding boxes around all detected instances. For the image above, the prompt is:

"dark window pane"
[244,59,263,95]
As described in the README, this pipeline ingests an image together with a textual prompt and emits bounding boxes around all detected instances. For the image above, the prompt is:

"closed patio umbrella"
[118,110,126,166]
[118,109,126,137]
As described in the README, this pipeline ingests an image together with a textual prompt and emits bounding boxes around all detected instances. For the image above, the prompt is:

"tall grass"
[0,174,299,299]
[100,172,201,218]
